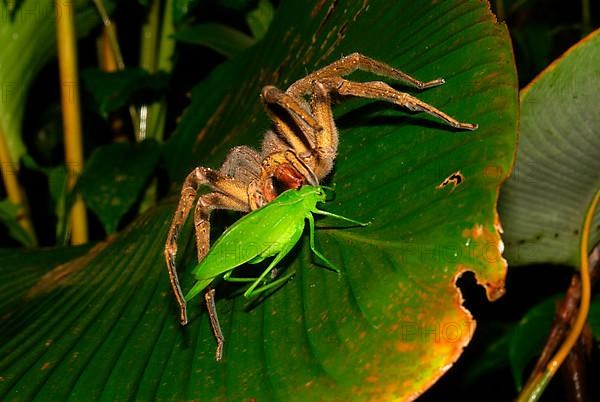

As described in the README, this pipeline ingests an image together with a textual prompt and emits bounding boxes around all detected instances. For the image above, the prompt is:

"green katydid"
[182,185,368,361]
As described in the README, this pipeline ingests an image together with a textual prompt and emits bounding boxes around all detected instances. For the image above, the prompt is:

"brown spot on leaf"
[394,341,416,352]
[312,0,339,43]
[338,22,348,38]
[366,375,379,383]
[436,171,463,190]
[310,0,329,17]
[25,241,111,299]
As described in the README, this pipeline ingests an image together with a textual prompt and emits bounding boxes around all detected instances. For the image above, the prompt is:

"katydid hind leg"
[307,214,340,273]
[223,266,279,284]
[223,263,295,296]
[244,269,296,298]
[243,246,293,297]
[205,288,225,361]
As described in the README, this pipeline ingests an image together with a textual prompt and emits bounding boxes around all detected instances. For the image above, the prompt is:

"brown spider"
[164,53,477,350]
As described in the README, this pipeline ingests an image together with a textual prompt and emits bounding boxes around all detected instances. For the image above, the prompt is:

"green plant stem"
[136,0,175,141]
[146,0,175,141]
[138,0,161,140]
[54,0,88,245]
[157,0,175,72]
[140,0,161,71]
[581,0,591,36]
[139,0,176,213]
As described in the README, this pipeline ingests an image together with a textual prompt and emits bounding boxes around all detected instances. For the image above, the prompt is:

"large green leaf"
[0,0,517,400]
[499,28,600,267]
[0,0,112,165]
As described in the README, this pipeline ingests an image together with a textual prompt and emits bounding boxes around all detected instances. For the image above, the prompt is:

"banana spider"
[165,53,477,337]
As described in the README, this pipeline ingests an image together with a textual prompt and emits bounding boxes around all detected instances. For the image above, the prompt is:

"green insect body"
[185,185,367,303]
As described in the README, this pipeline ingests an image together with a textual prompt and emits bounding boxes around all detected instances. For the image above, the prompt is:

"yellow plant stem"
[55,0,88,245]
[517,189,600,402]
[0,126,36,244]
[92,0,141,140]
[100,27,118,72]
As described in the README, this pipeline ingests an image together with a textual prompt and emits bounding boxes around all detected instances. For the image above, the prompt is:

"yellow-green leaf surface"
[500,28,600,267]
[0,0,517,400]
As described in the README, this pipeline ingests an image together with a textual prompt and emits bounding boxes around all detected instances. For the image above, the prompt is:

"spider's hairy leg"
[320,77,478,130]
[194,192,249,261]
[165,167,250,325]
[205,288,224,361]
[309,81,338,178]
[287,52,445,97]
[261,85,323,154]
[191,192,242,360]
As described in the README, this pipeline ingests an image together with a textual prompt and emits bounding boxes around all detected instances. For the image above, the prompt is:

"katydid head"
[320,185,336,201]
[296,185,327,208]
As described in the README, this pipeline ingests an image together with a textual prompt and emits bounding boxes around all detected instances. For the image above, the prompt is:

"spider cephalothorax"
[165,53,477,329]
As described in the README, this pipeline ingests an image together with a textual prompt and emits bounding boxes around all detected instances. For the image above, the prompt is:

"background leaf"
[0,199,34,246]
[0,0,517,400]
[216,0,253,11]
[508,295,558,390]
[246,0,274,40]
[76,140,161,234]
[499,28,600,267]
[173,0,199,25]
[465,295,560,391]
[463,322,511,385]
[173,23,255,58]
[0,0,112,166]
[22,156,70,242]
[82,68,169,119]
